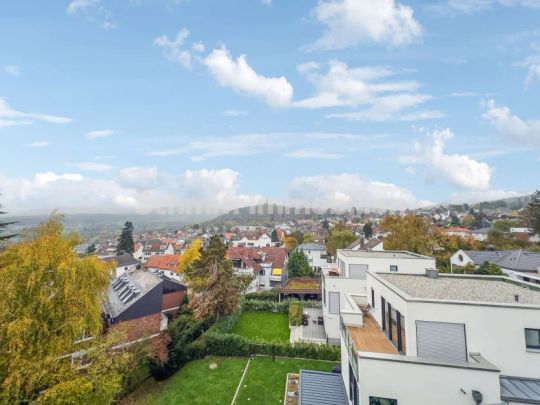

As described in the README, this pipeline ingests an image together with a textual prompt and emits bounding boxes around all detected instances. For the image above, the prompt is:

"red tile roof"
[145,254,181,272]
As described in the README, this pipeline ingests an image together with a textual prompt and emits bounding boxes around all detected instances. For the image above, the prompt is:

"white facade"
[338,271,540,405]
[297,243,329,271]
[231,233,273,248]
[114,262,138,278]
[322,250,436,344]
[142,243,174,262]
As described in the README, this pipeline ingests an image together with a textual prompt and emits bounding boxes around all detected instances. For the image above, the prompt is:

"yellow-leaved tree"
[0,214,136,404]
[177,239,202,274]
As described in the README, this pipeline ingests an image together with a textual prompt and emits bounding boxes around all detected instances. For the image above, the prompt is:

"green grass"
[122,356,337,405]
[230,311,290,342]
[236,357,336,405]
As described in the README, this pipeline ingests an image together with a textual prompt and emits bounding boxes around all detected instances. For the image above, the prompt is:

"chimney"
[426,269,439,279]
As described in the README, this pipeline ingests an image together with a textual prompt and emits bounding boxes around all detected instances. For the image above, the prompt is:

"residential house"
[103,253,139,278]
[297,242,330,273]
[231,232,273,248]
[328,270,540,405]
[471,228,490,241]
[141,240,175,263]
[451,249,540,284]
[322,250,435,344]
[346,238,384,252]
[443,227,472,239]
[102,269,187,341]
[227,246,287,292]
[145,254,182,281]
[133,243,143,260]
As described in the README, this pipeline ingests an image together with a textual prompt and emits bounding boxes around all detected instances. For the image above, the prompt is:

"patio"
[290,307,326,344]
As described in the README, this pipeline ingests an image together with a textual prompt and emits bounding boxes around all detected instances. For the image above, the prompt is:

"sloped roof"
[145,254,180,272]
[299,370,347,405]
[142,240,170,253]
[500,375,540,404]
[463,249,540,272]
[115,253,139,267]
[298,243,326,251]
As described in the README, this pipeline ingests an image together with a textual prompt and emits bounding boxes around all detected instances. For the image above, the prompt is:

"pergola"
[280,278,321,301]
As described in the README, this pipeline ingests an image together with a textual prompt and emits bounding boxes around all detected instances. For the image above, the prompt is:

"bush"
[289,302,303,326]
[244,289,280,301]
[241,299,289,313]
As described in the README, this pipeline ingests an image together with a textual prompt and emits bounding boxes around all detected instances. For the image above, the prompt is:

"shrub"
[241,299,289,313]
[289,302,303,326]
[244,289,280,301]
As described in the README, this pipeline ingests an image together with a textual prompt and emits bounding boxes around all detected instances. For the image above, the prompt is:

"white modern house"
[330,270,540,405]
[321,250,436,344]
[297,242,330,272]
[231,233,273,248]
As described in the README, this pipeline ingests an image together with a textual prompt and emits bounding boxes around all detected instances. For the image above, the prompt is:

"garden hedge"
[288,302,304,326]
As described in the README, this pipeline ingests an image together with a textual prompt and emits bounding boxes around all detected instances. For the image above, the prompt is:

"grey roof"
[463,249,540,272]
[115,253,139,267]
[103,270,162,318]
[501,376,540,404]
[339,250,433,260]
[346,238,383,250]
[379,273,540,306]
[297,243,326,251]
[299,370,347,405]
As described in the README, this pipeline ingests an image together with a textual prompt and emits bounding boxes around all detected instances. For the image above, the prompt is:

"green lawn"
[122,356,337,405]
[230,311,290,342]
[236,357,336,405]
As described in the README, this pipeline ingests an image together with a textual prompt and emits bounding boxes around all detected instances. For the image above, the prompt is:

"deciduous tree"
[363,222,373,239]
[326,222,356,256]
[177,239,202,274]
[526,190,540,235]
[380,214,434,256]
[283,236,298,252]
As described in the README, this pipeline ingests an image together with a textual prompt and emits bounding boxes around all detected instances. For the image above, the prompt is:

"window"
[369,397,397,405]
[525,329,540,350]
[371,288,375,308]
[329,291,340,315]
[390,265,398,272]
[259,269,265,275]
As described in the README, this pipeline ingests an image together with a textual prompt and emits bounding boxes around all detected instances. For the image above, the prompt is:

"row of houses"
[306,248,540,405]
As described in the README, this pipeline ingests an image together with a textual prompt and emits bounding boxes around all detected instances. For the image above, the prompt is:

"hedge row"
[244,289,280,301]
[289,302,304,326]
[241,299,289,313]
[202,332,340,361]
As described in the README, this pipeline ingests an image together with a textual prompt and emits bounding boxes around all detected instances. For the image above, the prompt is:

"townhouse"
[231,232,273,248]
[141,240,175,263]
[321,250,435,344]
[332,270,540,405]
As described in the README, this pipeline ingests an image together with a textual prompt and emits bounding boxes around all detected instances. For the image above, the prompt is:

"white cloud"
[154,28,193,68]
[35,172,83,185]
[482,99,540,142]
[516,46,540,86]
[67,0,100,14]
[413,128,492,190]
[404,166,416,175]
[76,162,114,171]
[428,0,540,15]
[0,97,71,129]
[24,140,50,147]
[287,173,431,210]
[284,149,343,159]
[204,46,293,108]
[295,60,441,121]
[192,41,205,53]
[4,65,20,77]
[449,189,523,204]
[85,129,115,140]
[222,109,248,117]
[311,0,423,49]
[118,166,161,190]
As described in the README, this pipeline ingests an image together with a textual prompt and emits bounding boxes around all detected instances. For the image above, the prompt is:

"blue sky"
[1,0,539,214]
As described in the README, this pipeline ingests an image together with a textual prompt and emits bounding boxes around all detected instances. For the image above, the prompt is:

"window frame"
[369,397,398,405]
[525,328,540,350]
[329,291,340,315]
[389,265,398,272]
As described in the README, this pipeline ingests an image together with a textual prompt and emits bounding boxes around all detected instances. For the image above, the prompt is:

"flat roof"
[379,273,540,305]
[338,250,433,260]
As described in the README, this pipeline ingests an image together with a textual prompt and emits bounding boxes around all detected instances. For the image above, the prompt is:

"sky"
[1,0,539,215]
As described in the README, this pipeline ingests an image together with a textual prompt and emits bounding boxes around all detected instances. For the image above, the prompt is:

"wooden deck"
[347,314,398,355]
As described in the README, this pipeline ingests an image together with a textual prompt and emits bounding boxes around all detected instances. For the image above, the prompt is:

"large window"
[371,288,375,308]
[525,328,540,350]
[369,397,397,405]
[329,292,340,315]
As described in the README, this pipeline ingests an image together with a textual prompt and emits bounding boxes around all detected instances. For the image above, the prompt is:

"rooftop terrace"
[380,273,540,305]
[347,314,398,355]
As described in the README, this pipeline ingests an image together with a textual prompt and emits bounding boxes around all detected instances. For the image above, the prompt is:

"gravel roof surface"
[380,274,540,305]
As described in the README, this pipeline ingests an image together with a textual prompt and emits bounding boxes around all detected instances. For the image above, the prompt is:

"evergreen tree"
[363,222,373,239]
[526,190,540,235]
[286,250,312,278]
[116,221,134,255]
[270,228,279,243]
[0,201,16,242]
[184,236,251,320]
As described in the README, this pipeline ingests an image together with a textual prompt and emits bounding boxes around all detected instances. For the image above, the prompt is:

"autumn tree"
[283,236,298,252]
[116,221,134,255]
[380,214,434,256]
[177,239,202,274]
[0,215,136,403]
[184,236,251,320]
[302,233,315,243]
[292,230,304,244]
[286,250,312,278]
[326,222,356,256]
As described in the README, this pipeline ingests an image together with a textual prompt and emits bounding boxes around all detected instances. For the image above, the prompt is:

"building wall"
[337,251,436,276]
[161,290,185,312]
[112,312,161,341]
[367,272,540,379]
